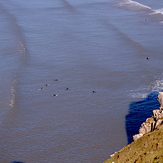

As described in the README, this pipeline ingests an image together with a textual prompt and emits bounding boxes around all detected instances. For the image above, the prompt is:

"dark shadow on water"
[126,92,160,144]
[10,161,25,163]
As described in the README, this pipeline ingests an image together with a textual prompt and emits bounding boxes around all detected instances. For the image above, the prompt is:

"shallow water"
[0,0,163,162]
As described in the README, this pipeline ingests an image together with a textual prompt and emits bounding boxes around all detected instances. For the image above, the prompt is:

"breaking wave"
[115,0,163,17]
[129,78,163,99]
[115,0,163,24]
[115,0,151,11]
[150,8,163,15]
[130,93,148,99]
[152,79,163,92]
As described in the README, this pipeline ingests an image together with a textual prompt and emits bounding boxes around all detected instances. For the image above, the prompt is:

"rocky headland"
[104,92,163,163]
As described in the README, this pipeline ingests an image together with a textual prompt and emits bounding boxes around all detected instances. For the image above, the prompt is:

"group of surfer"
[37,79,97,96]
[37,79,61,96]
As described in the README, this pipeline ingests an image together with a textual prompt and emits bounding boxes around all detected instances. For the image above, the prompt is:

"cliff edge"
[104,92,163,163]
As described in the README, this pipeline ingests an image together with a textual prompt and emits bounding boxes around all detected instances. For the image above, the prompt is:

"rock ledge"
[133,92,163,141]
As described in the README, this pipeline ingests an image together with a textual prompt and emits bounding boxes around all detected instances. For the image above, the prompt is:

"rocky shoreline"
[104,92,163,163]
[133,92,163,141]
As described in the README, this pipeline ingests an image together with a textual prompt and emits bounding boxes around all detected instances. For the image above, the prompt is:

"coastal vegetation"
[104,123,163,163]
[105,92,163,163]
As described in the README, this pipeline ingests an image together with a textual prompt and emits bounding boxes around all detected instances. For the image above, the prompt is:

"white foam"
[116,0,151,11]
[150,8,163,15]
[9,79,17,108]
[18,41,26,54]
[152,80,163,92]
[9,86,16,108]
[127,87,149,99]
[130,93,148,99]
[128,78,163,99]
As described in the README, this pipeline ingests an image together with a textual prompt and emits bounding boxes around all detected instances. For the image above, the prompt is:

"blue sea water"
[0,0,163,162]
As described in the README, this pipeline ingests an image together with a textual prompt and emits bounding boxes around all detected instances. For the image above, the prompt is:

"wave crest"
[115,0,151,11]
[129,78,163,99]
[150,8,163,15]
[152,80,163,92]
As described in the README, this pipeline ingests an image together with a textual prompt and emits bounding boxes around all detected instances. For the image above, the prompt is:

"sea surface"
[0,0,163,163]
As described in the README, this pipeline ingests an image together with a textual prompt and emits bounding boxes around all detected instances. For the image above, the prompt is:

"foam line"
[9,86,16,108]
[150,8,163,15]
[0,2,27,56]
[115,0,151,11]
[152,80,163,92]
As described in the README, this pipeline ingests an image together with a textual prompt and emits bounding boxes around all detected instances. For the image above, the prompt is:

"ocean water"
[0,0,163,163]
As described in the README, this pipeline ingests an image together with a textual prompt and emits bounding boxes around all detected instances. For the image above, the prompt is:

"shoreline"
[104,92,163,163]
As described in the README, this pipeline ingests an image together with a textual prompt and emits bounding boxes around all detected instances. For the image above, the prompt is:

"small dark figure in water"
[46,84,49,86]
[92,91,96,93]
[54,79,59,81]
[146,57,149,60]
[37,87,44,90]
[66,88,69,90]
[52,94,58,96]
[11,161,25,163]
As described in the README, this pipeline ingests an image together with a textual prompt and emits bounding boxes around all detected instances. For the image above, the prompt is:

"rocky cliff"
[133,92,163,141]
[104,92,163,163]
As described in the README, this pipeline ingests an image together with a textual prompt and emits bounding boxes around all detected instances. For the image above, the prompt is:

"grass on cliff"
[104,124,163,163]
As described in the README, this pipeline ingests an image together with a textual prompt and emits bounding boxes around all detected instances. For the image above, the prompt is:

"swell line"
[100,19,147,58]
[59,0,78,13]
[115,0,163,22]
[0,2,27,56]
[0,1,28,113]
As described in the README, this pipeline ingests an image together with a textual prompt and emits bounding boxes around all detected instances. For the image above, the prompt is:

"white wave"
[9,80,17,108]
[18,41,26,54]
[128,78,163,99]
[115,0,151,11]
[130,93,148,99]
[9,86,16,108]
[149,8,163,15]
[152,80,163,92]
[127,87,149,99]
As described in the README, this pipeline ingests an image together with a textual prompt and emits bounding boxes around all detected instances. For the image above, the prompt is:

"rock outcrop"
[105,92,163,163]
[105,124,163,163]
[133,92,163,141]
[158,92,163,109]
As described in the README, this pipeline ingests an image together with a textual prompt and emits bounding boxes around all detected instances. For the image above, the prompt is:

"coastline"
[104,92,163,163]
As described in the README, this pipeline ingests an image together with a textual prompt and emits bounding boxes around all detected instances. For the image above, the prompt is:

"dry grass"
[104,124,163,163]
